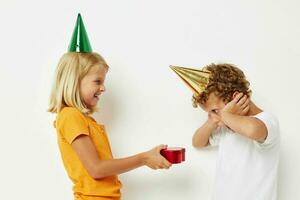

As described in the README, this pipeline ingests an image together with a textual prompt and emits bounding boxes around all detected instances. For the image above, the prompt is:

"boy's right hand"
[208,112,224,127]
[222,92,250,116]
[143,145,172,170]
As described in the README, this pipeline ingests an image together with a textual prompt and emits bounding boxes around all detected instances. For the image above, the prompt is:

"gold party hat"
[170,65,211,95]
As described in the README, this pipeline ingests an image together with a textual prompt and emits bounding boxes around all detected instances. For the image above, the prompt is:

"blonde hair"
[48,52,109,115]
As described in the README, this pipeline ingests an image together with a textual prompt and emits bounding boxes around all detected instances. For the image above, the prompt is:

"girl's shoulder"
[59,107,82,115]
[57,107,88,123]
[57,107,101,127]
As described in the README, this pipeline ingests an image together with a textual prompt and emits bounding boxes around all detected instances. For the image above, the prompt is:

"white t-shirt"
[209,111,280,200]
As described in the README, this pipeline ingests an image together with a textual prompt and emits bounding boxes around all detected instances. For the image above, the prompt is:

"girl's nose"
[100,85,106,92]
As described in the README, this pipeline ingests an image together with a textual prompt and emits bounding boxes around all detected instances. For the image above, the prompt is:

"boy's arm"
[71,135,171,180]
[192,114,219,148]
[218,93,267,142]
[219,111,267,142]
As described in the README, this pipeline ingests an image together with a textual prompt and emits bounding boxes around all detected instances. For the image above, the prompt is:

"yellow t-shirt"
[55,107,122,200]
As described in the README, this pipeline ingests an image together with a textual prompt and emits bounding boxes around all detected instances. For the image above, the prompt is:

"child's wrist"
[139,152,148,165]
[207,119,218,129]
[218,110,228,119]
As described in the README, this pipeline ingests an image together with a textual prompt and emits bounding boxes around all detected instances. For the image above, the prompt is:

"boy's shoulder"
[252,111,280,148]
[253,111,279,124]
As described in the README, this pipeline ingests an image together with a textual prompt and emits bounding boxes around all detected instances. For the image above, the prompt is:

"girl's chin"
[86,99,99,108]
[91,101,99,107]
[87,104,97,110]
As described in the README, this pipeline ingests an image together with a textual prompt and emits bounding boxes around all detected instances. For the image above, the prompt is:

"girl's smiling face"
[80,64,107,109]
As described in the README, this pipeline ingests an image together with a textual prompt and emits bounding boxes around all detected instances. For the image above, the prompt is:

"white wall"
[1,0,299,199]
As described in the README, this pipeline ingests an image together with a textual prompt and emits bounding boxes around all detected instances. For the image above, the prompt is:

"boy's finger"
[241,105,250,115]
[237,95,247,105]
[232,91,240,98]
[241,98,250,109]
[232,93,243,103]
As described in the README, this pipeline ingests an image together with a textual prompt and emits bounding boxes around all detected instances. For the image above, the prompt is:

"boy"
[171,63,280,200]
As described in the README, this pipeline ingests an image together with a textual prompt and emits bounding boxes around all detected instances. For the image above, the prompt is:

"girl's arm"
[192,113,220,148]
[71,135,171,179]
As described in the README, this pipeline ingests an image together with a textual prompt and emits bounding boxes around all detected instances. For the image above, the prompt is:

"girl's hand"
[144,145,172,170]
[221,92,250,116]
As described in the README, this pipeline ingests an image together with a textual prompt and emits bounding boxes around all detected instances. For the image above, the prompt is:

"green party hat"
[68,13,92,53]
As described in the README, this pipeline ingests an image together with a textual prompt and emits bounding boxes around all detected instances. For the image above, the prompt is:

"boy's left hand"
[221,92,250,115]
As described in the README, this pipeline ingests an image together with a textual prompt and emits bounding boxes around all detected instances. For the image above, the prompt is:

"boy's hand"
[144,145,172,170]
[208,112,224,127]
[221,92,250,116]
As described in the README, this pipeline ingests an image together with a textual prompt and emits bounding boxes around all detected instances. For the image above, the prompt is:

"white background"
[1,0,300,199]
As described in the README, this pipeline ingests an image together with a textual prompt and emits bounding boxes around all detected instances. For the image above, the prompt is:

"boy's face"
[80,64,107,109]
[200,93,226,113]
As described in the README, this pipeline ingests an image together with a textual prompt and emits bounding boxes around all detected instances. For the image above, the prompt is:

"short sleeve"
[56,107,90,144]
[253,112,280,149]
[209,126,224,146]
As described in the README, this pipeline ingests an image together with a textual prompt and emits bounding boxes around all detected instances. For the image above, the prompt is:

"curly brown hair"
[192,63,251,107]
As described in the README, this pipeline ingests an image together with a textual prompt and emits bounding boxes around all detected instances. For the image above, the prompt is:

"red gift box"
[160,147,185,164]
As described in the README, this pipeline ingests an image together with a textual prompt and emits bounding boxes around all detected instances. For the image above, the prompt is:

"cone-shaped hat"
[170,65,211,95]
[68,13,92,53]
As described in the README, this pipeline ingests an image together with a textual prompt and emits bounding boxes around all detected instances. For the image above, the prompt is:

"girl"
[48,14,171,200]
